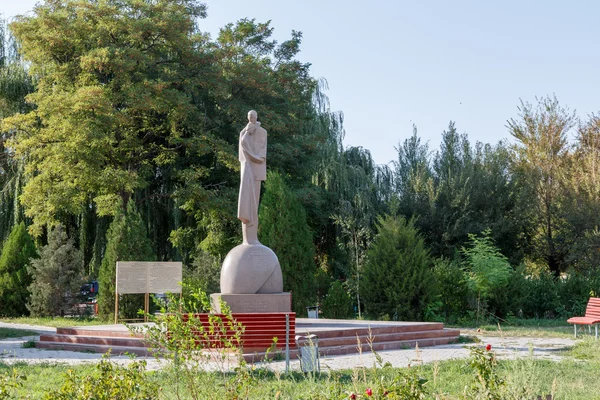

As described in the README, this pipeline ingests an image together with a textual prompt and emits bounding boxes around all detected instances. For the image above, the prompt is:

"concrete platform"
[36,318,460,362]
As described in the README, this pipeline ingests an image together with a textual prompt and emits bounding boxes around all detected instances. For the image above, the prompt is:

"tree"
[5,0,220,237]
[97,201,155,320]
[259,171,317,314]
[462,229,512,321]
[0,222,37,316]
[507,96,576,275]
[361,215,435,321]
[27,224,83,316]
[321,280,353,319]
[561,114,600,271]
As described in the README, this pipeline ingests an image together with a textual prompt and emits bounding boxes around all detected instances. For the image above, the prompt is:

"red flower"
[349,393,356,400]
[366,388,373,397]
[383,391,389,397]
[486,344,492,351]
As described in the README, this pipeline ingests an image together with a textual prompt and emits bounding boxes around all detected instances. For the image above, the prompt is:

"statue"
[237,110,266,244]
[218,110,283,295]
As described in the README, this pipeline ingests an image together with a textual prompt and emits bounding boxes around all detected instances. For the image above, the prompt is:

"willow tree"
[0,18,34,242]
[507,96,575,275]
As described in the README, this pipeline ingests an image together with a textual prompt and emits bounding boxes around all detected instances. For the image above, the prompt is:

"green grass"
[0,316,106,328]
[0,328,39,339]
[2,345,600,399]
[453,318,575,338]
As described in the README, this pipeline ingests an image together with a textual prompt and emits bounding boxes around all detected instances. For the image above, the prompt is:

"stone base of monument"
[220,243,283,294]
[210,292,292,313]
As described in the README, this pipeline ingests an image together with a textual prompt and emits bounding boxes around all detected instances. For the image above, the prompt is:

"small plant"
[45,355,160,400]
[464,344,504,400]
[21,340,35,349]
[132,286,248,400]
[0,369,26,400]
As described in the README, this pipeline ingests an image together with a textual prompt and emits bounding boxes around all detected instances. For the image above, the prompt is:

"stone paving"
[0,321,578,373]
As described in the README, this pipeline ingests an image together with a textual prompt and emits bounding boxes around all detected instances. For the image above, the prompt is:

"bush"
[432,257,470,323]
[98,201,155,320]
[521,269,561,318]
[361,215,435,321]
[27,224,84,317]
[182,251,221,303]
[46,356,160,400]
[322,280,353,319]
[0,222,37,317]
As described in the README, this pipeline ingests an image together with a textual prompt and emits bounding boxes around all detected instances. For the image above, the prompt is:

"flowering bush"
[464,344,504,400]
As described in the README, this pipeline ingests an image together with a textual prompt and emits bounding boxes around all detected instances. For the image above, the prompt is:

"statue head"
[248,110,258,123]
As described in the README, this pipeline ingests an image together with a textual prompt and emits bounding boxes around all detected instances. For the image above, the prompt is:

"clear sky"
[2,0,599,165]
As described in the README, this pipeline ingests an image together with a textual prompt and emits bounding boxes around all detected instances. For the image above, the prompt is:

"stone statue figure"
[237,110,266,245]
[218,110,283,295]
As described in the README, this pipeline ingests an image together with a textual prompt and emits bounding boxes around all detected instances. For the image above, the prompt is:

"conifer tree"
[27,224,83,316]
[98,202,155,320]
[259,172,317,314]
[361,215,435,321]
[0,222,37,316]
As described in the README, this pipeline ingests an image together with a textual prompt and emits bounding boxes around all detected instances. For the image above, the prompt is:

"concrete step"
[39,334,149,348]
[243,332,460,362]
[35,341,152,357]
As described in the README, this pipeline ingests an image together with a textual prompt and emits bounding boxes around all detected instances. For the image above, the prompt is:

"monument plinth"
[211,110,290,314]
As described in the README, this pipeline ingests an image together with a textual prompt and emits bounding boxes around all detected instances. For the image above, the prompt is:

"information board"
[116,261,183,294]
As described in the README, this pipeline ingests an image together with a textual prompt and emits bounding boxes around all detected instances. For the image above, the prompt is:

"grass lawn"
[0,316,107,328]
[1,339,600,399]
[0,328,40,339]
[454,317,575,338]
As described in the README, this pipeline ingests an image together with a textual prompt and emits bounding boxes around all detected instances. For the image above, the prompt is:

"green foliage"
[46,356,160,400]
[433,258,470,323]
[183,252,221,299]
[259,172,317,313]
[508,95,576,275]
[462,229,511,300]
[0,222,37,317]
[27,224,84,317]
[138,287,248,399]
[0,369,25,400]
[361,215,435,321]
[321,280,353,319]
[6,0,213,236]
[465,345,504,400]
[97,202,155,320]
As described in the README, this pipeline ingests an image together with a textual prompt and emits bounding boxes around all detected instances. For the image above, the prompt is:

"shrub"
[27,224,84,317]
[432,257,470,323]
[46,356,160,400]
[521,269,561,318]
[322,280,353,319]
[0,222,37,317]
[361,215,435,321]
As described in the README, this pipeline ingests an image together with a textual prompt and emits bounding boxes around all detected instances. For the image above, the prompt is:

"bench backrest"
[585,297,600,318]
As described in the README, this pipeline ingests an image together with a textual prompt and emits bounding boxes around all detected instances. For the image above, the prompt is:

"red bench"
[567,297,600,338]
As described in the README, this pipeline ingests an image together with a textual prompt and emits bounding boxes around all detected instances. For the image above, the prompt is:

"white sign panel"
[148,262,182,293]
[116,262,182,294]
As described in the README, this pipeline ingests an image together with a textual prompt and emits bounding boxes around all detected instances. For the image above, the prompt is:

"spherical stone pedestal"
[220,243,283,294]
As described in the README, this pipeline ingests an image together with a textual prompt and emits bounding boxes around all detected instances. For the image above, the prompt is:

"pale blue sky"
[3,0,599,165]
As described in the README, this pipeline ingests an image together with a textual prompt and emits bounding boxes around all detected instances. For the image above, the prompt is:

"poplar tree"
[259,172,317,314]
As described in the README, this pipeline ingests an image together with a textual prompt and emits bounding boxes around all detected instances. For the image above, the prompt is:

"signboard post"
[115,262,183,324]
